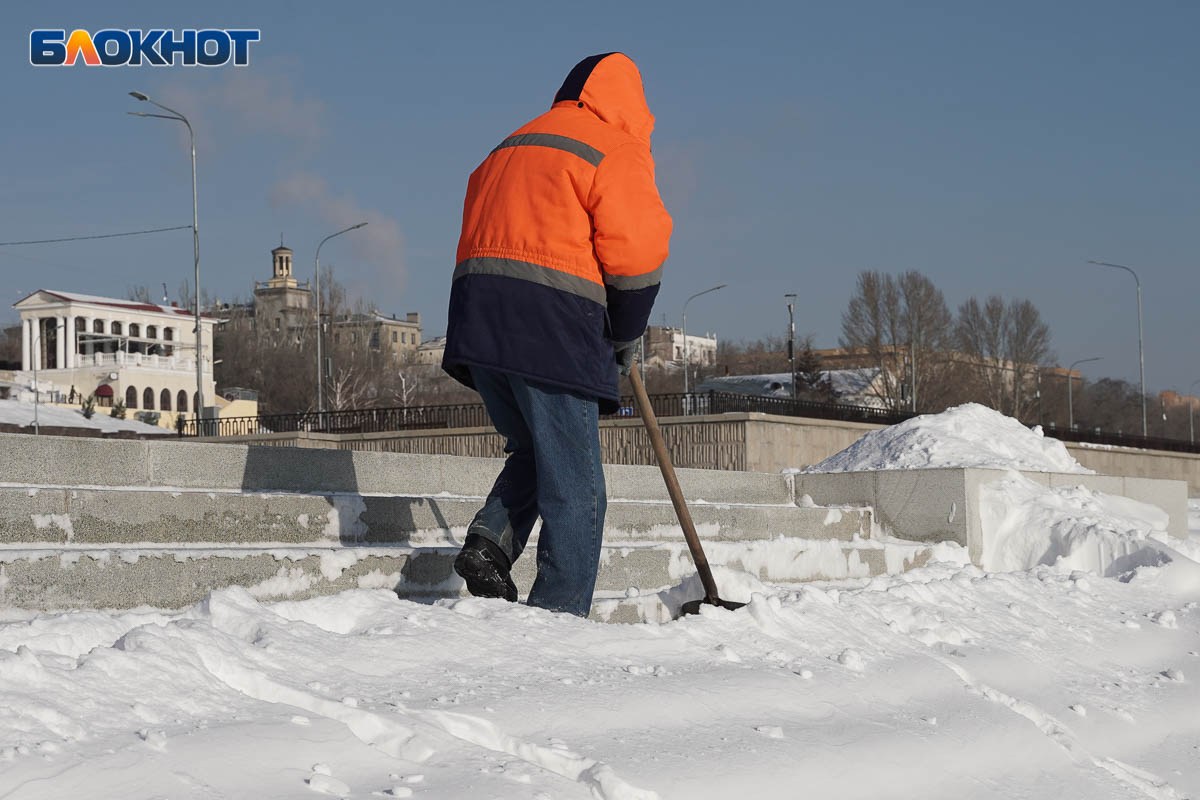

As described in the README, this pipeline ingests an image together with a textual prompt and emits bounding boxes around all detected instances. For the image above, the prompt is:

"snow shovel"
[628,364,745,616]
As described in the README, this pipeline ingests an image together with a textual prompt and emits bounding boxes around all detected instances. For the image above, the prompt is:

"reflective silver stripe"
[491,133,605,167]
[603,265,663,291]
[454,257,607,306]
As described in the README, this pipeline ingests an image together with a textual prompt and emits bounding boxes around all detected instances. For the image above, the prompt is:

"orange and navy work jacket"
[442,53,673,411]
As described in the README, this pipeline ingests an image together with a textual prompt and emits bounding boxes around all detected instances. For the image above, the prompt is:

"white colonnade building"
[12,290,217,419]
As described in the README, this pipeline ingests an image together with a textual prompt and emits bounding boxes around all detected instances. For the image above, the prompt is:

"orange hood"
[552,52,655,142]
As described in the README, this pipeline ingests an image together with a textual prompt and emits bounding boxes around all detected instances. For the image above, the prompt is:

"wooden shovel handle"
[628,365,721,603]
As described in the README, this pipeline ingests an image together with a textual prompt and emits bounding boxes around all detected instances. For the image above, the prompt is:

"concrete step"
[0,488,869,546]
[0,537,935,620]
[0,432,793,506]
[0,432,945,621]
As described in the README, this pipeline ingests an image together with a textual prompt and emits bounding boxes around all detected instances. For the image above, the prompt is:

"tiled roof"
[16,290,217,319]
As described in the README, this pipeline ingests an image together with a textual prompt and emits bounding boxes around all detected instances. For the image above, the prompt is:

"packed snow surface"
[2,553,1199,799]
[0,398,169,434]
[807,402,1092,474]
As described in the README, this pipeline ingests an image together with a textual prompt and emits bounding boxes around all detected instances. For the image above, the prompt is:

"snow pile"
[0,398,170,434]
[979,471,1172,575]
[2,561,1199,798]
[806,403,1091,474]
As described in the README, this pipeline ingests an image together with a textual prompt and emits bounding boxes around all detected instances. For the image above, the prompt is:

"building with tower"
[253,241,312,334]
[249,239,422,360]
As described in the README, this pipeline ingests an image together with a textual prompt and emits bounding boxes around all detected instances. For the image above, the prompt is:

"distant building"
[330,311,422,360]
[249,240,422,358]
[11,289,218,422]
[252,242,312,334]
[645,325,717,367]
[1160,389,1198,413]
[696,369,886,407]
[415,335,446,365]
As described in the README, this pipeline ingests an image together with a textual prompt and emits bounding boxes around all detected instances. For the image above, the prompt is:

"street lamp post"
[1066,356,1101,432]
[1088,260,1146,435]
[128,91,203,430]
[31,330,42,435]
[314,223,368,413]
[1189,379,1200,444]
[785,293,797,400]
[681,284,726,399]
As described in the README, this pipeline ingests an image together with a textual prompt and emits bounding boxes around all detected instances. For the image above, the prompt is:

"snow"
[1,404,1197,796]
[979,470,1171,574]
[807,402,1092,474]
[1,555,1198,799]
[0,398,170,435]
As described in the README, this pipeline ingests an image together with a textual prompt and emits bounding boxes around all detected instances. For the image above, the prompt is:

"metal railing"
[181,401,494,437]
[182,391,915,438]
[1042,423,1200,454]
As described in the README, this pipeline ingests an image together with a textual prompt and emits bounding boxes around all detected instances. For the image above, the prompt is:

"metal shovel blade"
[680,596,748,616]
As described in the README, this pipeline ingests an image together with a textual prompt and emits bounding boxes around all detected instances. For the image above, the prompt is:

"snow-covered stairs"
[0,433,936,620]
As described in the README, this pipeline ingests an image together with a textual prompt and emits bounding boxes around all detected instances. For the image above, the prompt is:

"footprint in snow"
[375,773,425,796]
[1149,611,1178,629]
[136,729,167,751]
[835,648,865,672]
[716,645,742,663]
[307,773,351,796]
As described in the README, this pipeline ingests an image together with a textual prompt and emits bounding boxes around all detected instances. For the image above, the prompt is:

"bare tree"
[214,301,317,415]
[0,320,21,367]
[1006,299,1052,418]
[897,271,955,412]
[955,296,1009,411]
[840,270,952,411]
[126,285,152,304]
[955,296,1052,420]
[178,279,195,313]
[840,271,903,409]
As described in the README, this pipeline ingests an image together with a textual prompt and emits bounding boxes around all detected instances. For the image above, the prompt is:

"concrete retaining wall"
[1066,443,1200,496]
[795,468,1188,565]
[196,414,1200,494]
[193,413,879,474]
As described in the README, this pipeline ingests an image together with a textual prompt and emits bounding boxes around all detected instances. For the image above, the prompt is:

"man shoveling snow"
[441,53,673,616]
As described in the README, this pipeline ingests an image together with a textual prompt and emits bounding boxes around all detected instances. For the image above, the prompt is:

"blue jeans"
[467,366,606,617]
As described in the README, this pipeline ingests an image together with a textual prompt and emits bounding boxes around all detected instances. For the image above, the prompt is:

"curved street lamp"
[1066,356,1101,431]
[682,284,726,398]
[314,222,368,413]
[785,293,797,400]
[1189,378,1200,444]
[1087,260,1146,435]
[129,91,204,427]
[30,330,42,435]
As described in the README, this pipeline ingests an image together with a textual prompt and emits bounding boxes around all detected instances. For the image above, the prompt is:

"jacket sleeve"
[588,141,673,343]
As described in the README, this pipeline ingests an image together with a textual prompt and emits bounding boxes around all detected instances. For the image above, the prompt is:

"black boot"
[454,534,518,602]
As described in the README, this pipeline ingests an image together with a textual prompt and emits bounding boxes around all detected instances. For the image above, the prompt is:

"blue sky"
[3,1,1197,392]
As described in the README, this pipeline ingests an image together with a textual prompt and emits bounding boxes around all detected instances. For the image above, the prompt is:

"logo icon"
[30,29,260,67]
